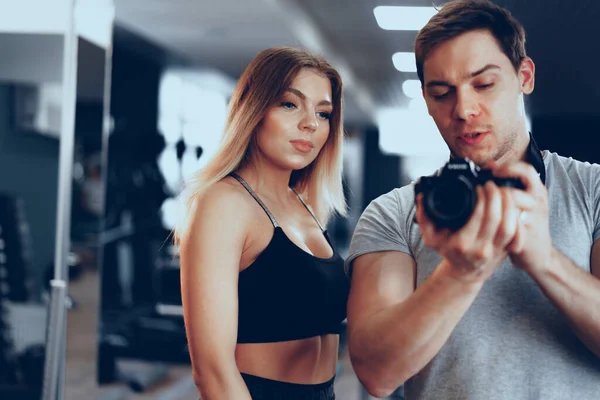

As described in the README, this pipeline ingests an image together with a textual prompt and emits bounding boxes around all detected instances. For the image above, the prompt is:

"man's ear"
[519,57,535,95]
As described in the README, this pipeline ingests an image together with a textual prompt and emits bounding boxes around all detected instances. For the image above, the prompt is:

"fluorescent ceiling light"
[409,98,427,114]
[392,52,416,72]
[377,107,447,157]
[374,6,438,31]
[402,79,422,99]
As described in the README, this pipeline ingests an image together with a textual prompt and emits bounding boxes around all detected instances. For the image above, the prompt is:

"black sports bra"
[230,173,350,344]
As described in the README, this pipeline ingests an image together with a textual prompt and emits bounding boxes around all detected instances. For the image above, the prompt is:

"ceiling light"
[392,52,416,72]
[409,98,427,114]
[402,79,422,99]
[377,107,447,157]
[374,6,438,31]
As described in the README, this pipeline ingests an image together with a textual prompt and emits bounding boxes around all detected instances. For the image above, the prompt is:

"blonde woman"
[174,47,349,400]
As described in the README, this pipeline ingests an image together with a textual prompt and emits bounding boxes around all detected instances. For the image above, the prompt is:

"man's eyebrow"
[425,64,501,88]
[470,64,500,77]
[425,80,450,89]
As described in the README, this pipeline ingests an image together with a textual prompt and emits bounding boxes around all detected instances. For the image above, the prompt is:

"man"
[345,1,600,399]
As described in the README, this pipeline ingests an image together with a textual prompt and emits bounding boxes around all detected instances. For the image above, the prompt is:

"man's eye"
[432,92,449,100]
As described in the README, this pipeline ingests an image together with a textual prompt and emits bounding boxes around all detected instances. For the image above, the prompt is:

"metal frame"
[42,0,78,398]
[42,1,114,398]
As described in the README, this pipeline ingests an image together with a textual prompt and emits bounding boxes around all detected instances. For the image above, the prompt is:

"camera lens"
[424,176,476,230]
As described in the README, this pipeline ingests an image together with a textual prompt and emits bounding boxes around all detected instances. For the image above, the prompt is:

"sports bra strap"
[291,188,325,232]
[230,173,279,228]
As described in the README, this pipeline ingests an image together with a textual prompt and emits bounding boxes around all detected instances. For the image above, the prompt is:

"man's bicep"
[347,251,416,329]
[591,239,600,279]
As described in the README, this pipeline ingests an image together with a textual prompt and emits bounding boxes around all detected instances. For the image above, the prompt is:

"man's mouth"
[463,132,483,138]
[460,131,488,145]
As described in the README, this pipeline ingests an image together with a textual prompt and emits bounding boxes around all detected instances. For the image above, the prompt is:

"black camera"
[414,158,525,231]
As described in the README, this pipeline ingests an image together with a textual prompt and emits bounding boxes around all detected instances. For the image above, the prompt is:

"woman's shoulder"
[193,176,257,224]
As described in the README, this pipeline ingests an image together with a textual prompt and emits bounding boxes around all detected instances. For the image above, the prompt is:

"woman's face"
[254,68,333,171]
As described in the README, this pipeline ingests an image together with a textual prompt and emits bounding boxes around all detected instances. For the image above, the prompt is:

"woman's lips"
[290,140,314,153]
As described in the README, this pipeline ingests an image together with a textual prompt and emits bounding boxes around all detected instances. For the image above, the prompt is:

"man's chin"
[451,150,493,167]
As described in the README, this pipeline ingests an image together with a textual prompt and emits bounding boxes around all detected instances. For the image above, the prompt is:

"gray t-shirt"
[347,151,600,400]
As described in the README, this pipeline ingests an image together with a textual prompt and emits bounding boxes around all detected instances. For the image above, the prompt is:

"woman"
[174,47,349,399]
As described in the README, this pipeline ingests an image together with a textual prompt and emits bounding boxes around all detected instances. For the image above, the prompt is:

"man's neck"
[496,131,531,167]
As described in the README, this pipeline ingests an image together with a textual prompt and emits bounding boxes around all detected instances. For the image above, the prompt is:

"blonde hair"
[173,47,347,244]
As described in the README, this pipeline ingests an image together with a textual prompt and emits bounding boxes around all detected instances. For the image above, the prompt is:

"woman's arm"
[179,182,253,399]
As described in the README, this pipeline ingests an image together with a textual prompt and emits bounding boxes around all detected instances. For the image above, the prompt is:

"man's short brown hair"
[415,0,527,83]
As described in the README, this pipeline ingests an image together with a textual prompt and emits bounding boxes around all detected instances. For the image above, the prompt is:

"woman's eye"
[281,101,297,109]
[317,112,331,120]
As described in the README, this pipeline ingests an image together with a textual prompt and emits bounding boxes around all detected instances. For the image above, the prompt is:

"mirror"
[0,2,114,399]
[64,35,113,400]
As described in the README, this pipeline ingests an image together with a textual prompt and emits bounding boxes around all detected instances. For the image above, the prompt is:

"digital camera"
[414,158,525,231]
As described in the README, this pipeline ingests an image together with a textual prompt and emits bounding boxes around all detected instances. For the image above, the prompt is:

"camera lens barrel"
[422,175,477,231]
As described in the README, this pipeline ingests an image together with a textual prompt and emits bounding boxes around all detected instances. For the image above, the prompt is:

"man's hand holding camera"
[493,161,553,274]
[415,159,548,285]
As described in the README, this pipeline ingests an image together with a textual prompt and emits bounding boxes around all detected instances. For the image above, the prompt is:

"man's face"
[422,29,534,166]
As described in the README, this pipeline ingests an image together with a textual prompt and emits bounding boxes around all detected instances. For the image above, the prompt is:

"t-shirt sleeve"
[345,187,415,277]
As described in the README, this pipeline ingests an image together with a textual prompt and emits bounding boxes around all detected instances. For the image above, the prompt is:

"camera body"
[414,158,525,231]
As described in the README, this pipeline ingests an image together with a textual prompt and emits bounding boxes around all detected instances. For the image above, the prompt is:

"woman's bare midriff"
[235,334,339,384]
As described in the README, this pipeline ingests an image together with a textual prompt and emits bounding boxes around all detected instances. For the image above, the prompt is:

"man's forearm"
[349,260,483,396]
[528,248,600,357]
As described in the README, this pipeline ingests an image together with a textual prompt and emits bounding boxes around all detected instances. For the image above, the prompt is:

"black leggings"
[241,372,336,400]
